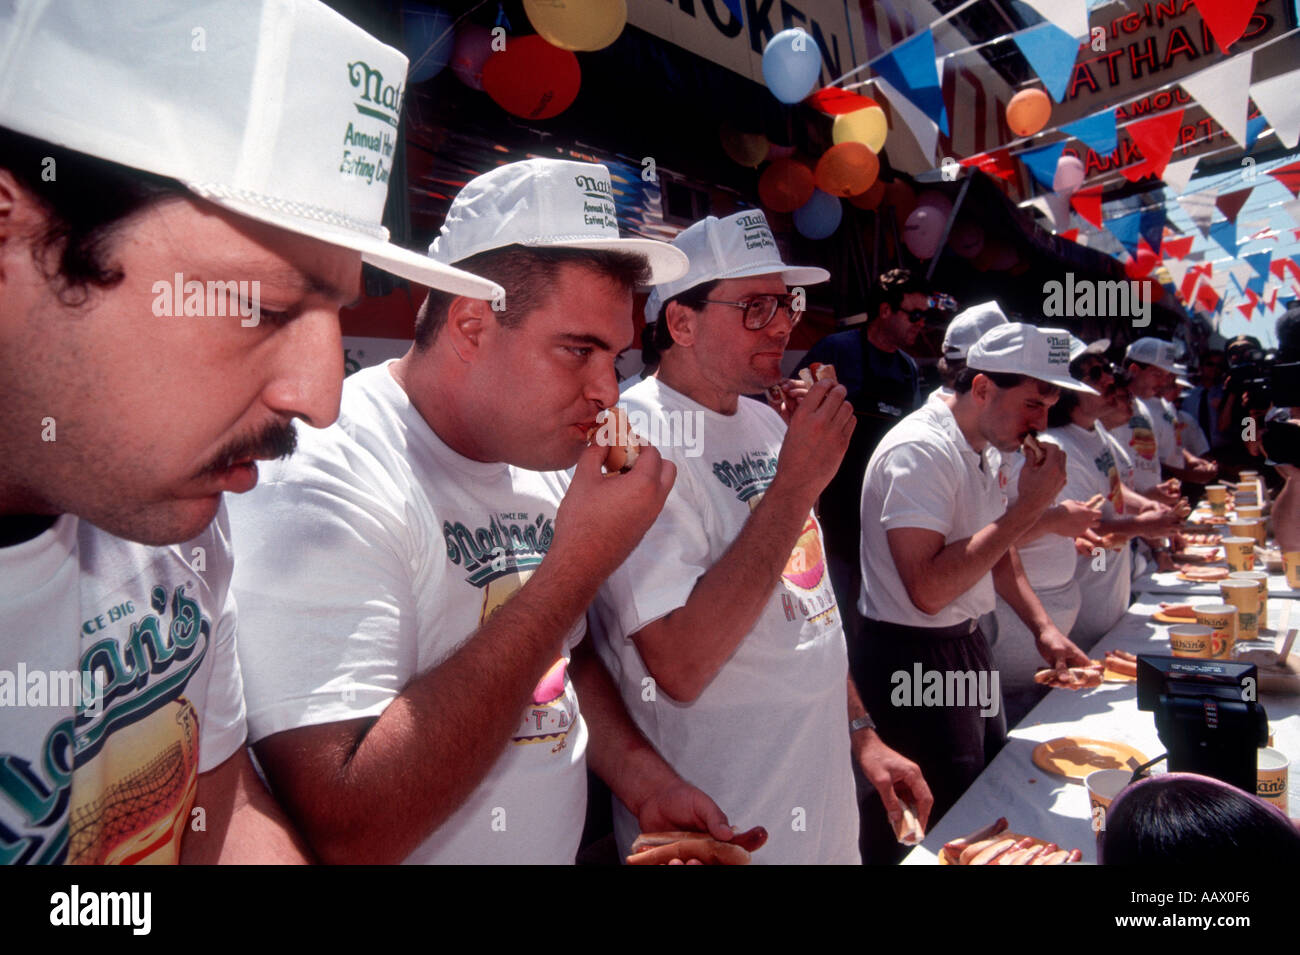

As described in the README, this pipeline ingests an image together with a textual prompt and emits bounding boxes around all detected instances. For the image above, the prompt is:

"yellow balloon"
[833,106,888,153]
[524,0,628,52]
[720,126,770,168]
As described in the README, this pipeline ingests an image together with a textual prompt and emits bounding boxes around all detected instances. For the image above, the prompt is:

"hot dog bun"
[588,406,648,473]
[891,801,925,846]
[1022,433,1046,466]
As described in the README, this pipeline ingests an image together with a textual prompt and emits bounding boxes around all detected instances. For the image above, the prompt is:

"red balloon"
[759,159,815,213]
[848,179,887,210]
[482,35,581,120]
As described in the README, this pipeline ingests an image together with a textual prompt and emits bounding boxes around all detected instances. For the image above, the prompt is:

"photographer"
[1267,307,1300,553]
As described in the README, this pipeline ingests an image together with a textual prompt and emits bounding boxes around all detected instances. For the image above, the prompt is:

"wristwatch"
[849,714,876,734]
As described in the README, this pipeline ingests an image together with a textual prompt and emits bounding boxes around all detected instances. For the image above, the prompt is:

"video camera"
[1226,346,1300,411]
[1136,655,1268,793]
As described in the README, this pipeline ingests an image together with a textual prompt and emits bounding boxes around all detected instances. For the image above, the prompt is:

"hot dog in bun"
[587,406,648,473]
[1022,432,1046,466]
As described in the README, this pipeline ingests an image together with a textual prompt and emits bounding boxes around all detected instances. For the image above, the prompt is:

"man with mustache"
[591,211,932,864]
[0,1,500,864]
[227,159,741,864]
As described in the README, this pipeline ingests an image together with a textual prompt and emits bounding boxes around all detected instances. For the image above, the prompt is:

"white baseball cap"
[643,210,829,323]
[1125,337,1181,373]
[428,158,689,283]
[1068,335,1111,363]
[942,301,1009,360]
[0,0,500,300]
[1171,363,1193,388]
[968,323,1098,393]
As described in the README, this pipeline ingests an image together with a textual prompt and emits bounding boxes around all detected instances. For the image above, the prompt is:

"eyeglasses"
[901,309,926,323]
[701,293,802,331]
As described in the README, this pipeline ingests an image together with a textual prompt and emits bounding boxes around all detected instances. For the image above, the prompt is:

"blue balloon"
[762,28,821,104]
[793,189,842,240]
[402,5,455,83]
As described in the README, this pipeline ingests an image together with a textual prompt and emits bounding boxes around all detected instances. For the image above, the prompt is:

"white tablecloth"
[1132,567,1298,600]
[902,596,1299,864]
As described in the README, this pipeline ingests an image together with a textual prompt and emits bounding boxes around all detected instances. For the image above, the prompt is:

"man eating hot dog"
[855,323,1093,859]
[226,159,741,863]
[590,210,932,864]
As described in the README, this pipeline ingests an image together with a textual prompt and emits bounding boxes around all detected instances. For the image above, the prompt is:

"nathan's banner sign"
[1051,0,1294,127]
[629,0,868,89]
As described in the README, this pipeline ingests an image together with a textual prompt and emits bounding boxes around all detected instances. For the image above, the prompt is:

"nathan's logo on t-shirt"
[0,584,211,866]
[712,453,778,503]
[443,513,555,587]
[1127,419,1157,461]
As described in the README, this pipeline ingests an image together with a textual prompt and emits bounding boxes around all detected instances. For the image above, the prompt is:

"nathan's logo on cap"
[348,60,404,127]
[735,213,775,252]
[573,173,617,232]
[1046,334,1070,366]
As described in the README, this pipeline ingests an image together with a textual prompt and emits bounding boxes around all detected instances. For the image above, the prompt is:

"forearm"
[991,548,1053,638]
[569,639,679,818]
[299,553,600,863]
[181,749,313,864]
[1016,504,1073,543]
[904,503,1041,615]
[631,475,816,701]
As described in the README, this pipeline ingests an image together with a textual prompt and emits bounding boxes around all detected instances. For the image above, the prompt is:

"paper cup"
[1206,484,1228,516]
[1169,624,1214,658]
[1219,580,1261,640]
[1228,519,1264,547]
[1257,748,1289,814]
[1086,768,1132,835]
[1229,571,1269,632]
[1194,603,1237,659]
[1222,536,1256,572]
[1234,505,1262,521]
[1285,551,1300,590]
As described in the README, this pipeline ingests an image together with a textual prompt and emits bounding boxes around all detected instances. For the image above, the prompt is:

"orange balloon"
[758,159,815,213]
[814,142,880,197]
[848,179,887,210]
[1006,89,1052,137]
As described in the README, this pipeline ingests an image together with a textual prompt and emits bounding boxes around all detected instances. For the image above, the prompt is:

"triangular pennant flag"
[1108,208,1143,257]
[1285,199,1300,226]
[1139,206,1165,255]
[1060,228,1079,242]
[1163,235,1195,259]
[1123,109,1184,181]
[1191,0,1255,54]
[1061,110,1118,154]
[1271,256,1300,283]
[1018,140,1067,187]
[1181,53,1252,146]
[1020,0,1090,39]
[1246,275,1266,298]
[1230,271,1245,297]
[1178,191,1217,237]
[1269,160,1300,197]
[874,76,940,164]
[809,88,878,115]
[873,29,948,136]
[1244,250,1272,278]
[1267,286,1279,311]
[1070,186,1103,228]
[1162,156,1199,195]
[1245,114,1269,151]
[1250,69,1300,150]
[1215,187,1253,224]
[1165,257,1191,288]
[1238,302,1255,320]
[1198,281,1221,314]
[1209,219,1239,257]
[1012,23,1080,102]
[960,149,1017,181]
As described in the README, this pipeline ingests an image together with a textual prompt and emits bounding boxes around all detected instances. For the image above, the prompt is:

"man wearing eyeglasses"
[590,211,932,864]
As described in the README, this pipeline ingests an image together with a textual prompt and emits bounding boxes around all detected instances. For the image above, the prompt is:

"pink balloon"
[915,190,953,220]
[904,205,947,260]
[1053,155,1085,194]
[451,23,494,90]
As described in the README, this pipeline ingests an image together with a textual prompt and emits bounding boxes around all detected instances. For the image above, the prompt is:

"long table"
[902,595,1299,864]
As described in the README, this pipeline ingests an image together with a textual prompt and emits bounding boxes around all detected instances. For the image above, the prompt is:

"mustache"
[202,421,298,475]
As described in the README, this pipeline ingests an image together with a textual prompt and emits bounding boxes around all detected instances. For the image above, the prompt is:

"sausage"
[993,838,1038,864]
[968,837,1019,866]
[943,817,1008,856]
[626,838,751,866]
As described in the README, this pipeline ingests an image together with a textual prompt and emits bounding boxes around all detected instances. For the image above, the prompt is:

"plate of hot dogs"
[939,818,1083,865]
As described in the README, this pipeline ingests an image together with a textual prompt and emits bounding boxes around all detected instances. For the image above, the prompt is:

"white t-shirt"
[860,391,1008,627]
[1142,396,1183,468]
[0,511,246,864]
[227,361,587,865]
[1175,409,1209,456]
[590,378,858,864]
[1001,435,1077,592]
[1106,400,1162,492]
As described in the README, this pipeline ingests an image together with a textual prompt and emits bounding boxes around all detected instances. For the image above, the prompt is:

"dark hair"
[639,279,721,368]
[1100,773,1300,864]
[952,367,1057,395]
[1277,304,1300,362]
[1,127,192,306]
[414,245,652,349]
[866,267,926,321]
[937,355,964,389]
[1047,388,1080,428]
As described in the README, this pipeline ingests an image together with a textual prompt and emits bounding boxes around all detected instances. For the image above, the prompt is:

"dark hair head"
[1100,773,1300,864]
[1277,304,1300,362]
[938,355,964,389]
[867,267,927,321]
[1047,388,1081,428]
[953,367,1056,396]
[414,245,651,349]
[640,279,721,368]
[1,126,191,306]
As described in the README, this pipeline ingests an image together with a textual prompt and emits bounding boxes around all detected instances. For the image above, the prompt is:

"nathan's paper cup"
[1086,768,1132,837]
[1169,624,1214,658]
[1222,536,1256,572]
[1205,484,1228,515]
[1257,748,1289,814]
[1229,571,1269,632]
[1285,551,1300,590]
[1219,580,1261,640]
[1194,603,1238,659]
[1229,519,1264,547]
[1234,505,1262,521]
